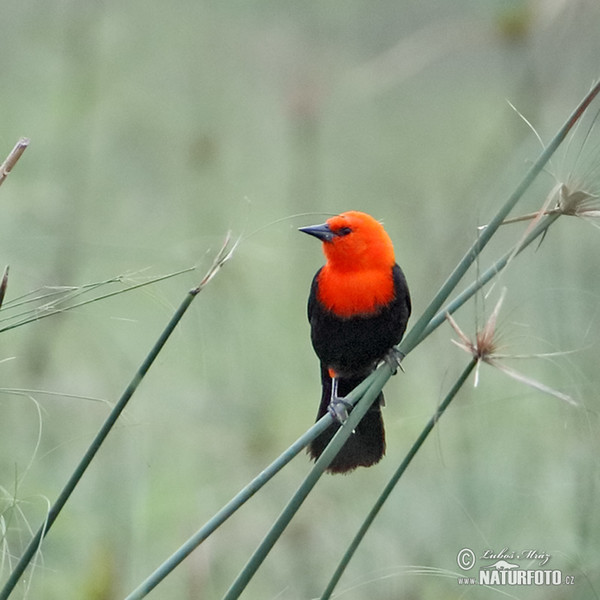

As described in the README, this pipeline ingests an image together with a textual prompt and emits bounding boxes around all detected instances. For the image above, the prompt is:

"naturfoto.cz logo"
[456,547,576,587]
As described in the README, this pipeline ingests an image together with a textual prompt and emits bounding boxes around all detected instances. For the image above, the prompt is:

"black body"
[307,263,411,473]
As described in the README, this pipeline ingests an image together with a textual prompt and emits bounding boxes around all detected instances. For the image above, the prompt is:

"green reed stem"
[399,80,600,357]
[320,359,477,599]
[121,82,600,599]
[0,291,198,600]
[415,212,561,345]
[123,366,382,599]
[0,236,235,600]
[220,367,393,600]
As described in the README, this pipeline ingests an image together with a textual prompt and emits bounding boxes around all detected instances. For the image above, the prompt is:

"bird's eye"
[337,227,352,237]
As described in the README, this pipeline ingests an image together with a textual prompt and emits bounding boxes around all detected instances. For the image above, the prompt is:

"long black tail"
[308,363,385,474]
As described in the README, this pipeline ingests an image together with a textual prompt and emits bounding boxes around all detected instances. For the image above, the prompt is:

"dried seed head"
[492,96,600,229]
[555,183,600,218]
[447,291,574,405]
[0,265,8,309]
[447,291,505,363]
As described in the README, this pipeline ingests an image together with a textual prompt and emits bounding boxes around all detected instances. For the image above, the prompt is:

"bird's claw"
[327,397,353,423]
[383,347,405,375]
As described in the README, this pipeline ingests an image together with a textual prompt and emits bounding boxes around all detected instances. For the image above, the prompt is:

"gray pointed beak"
[299,223,334,242]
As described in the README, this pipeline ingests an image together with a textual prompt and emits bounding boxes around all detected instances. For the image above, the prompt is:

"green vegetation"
[2,1,600,598]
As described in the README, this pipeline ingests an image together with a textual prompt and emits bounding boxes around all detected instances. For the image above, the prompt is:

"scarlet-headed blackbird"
[300,211,411,473]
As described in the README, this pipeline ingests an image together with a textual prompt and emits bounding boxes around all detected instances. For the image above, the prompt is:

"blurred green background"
[2,0,600,598]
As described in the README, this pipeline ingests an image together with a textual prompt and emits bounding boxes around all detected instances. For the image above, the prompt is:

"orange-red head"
[300,211,397,316]
[299,211,395,271]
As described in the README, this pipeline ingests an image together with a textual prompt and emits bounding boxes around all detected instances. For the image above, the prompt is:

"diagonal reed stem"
[320,358,477,599]
[123,368,384,599]
[221,368,392,600]
[399,80,600,357]
[0,238,234,600]
[0,293,196,600]
[123,410,338,599]
[415,212,561,345]
[315,84,600,598]
[121,82,599,599]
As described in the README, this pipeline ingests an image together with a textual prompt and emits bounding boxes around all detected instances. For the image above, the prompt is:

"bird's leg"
[382,347,405,375]
[327,371,353,423]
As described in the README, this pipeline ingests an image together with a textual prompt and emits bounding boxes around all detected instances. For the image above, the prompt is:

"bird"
[299,210,411,473]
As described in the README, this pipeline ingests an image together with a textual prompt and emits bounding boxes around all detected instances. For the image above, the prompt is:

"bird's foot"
[382,347,405,375]
[327,374,353,423]
[327,396,353,423]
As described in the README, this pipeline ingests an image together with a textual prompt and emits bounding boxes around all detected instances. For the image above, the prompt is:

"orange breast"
[317,266,395,318]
